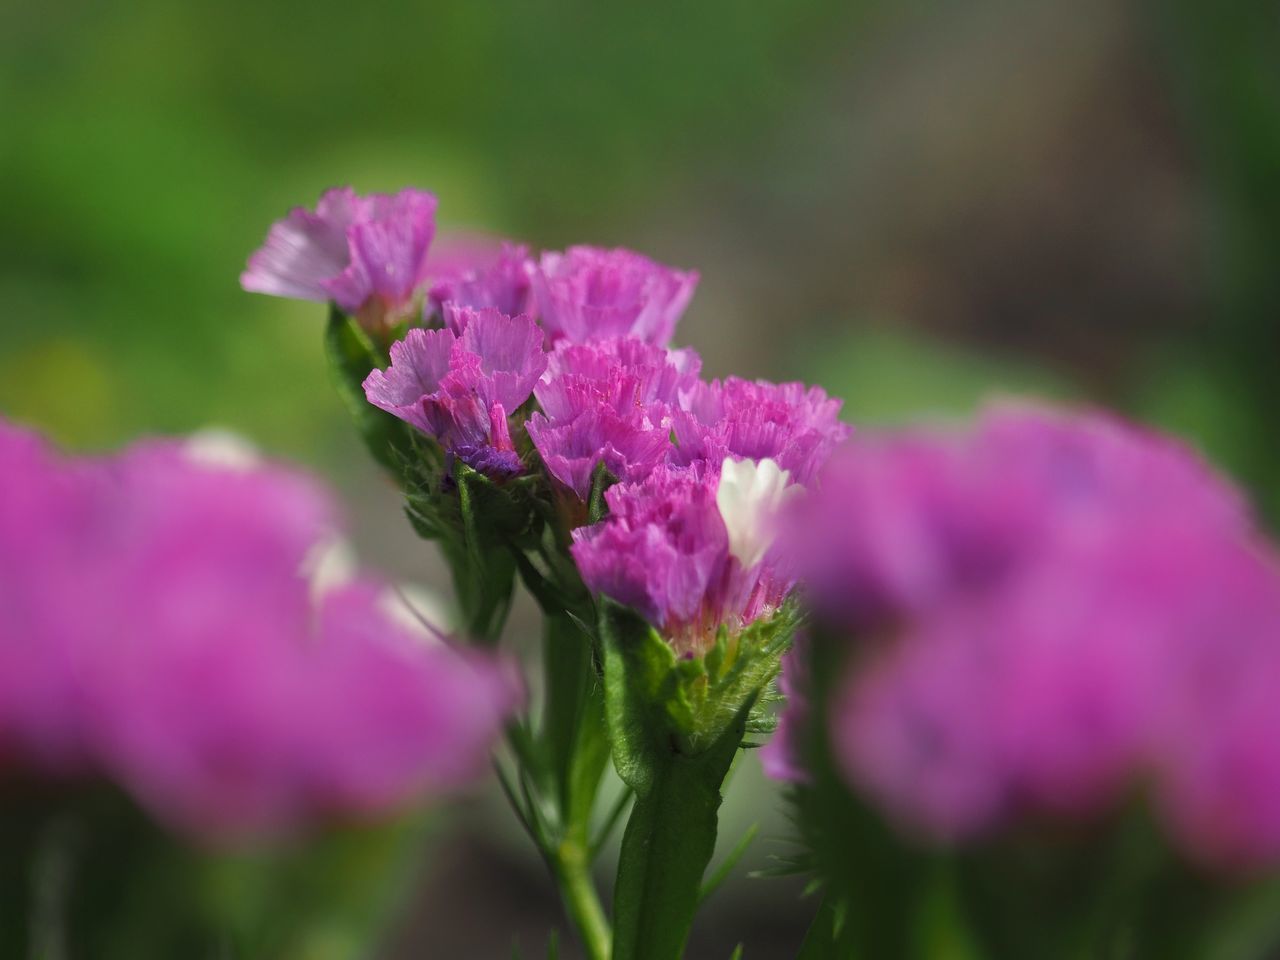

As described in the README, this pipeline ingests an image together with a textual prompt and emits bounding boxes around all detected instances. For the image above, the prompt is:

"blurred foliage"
[2,0,1275,517]
[791,327,1074,426]
[1135,0,1280,522]
[0,780,433,960]
[0,0,864,467]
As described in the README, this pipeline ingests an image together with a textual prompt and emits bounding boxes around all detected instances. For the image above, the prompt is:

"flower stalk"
[610,713,746,960]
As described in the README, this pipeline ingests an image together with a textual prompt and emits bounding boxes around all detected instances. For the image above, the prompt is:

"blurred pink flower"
[770,402,1280,868]
[0,420,518,839]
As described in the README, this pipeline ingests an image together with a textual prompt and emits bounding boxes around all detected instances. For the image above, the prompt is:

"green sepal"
[323,304,416,480]
[402,462,542,643]
[597,599,801,777]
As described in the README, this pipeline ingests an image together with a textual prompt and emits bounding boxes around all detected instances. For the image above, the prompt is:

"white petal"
[715,457,798,569]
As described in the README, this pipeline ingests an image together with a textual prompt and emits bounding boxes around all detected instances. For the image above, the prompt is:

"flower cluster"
[768,402,1280,868]
[244,188,850,658]
[229,184,1280,955]
[0,419,518,839]
[550,364,848,652]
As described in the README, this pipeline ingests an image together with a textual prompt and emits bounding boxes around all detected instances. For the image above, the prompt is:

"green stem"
[611,739,740,960]
[493,604,612,958]
[541,610,612,958]
[550,832,611,960]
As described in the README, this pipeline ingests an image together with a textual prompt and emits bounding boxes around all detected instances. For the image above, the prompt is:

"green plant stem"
[541,610,612,959]
[550,830,611,960]
[610,740,740,960]
[489,602,613,958]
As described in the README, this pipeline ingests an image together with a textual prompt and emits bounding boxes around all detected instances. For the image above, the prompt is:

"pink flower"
[0,422,106,769]
[528,407,672,501]
[760,639,813,784]
[527,337,698,499]
[0,421,519,839]
[363,307,547,477]
[571,461,793,655]
[529,245,698,346]
[242,187,438,329]
[429,241,535,321]
[673,378,850,485]
[773,401,1280,867]
[791,403,1244,629]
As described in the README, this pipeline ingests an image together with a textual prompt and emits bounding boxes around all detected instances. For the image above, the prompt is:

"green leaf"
[322,305,415,479]
[598,601,680,794]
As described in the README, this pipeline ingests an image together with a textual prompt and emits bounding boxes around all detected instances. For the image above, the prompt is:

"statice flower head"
[770,401,1280,868]
[241,186,438,332]
[673,377,851,485]
[429,241,535,321]
[527,337,700,499]
[0,421,107,769]
[571,458,795,655]
[1149,535,1280,869]
[794,402,1246,631]
[0,421,519,839]
[530,245,699,346]
[363,307,547,477]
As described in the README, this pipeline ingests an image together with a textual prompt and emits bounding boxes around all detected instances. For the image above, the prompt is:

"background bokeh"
[2,0,1276,956]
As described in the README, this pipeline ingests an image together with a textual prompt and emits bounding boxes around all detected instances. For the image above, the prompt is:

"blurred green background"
[2,0,1276,956]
